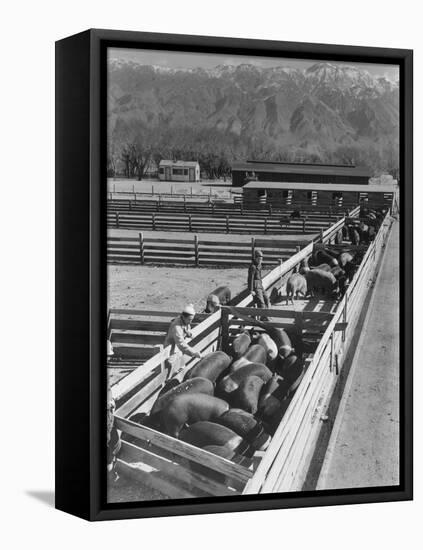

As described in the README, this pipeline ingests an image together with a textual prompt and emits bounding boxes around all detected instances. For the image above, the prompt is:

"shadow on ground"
[26,490,55,508]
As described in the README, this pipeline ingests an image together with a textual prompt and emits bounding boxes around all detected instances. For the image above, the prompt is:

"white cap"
[182,304,196,315]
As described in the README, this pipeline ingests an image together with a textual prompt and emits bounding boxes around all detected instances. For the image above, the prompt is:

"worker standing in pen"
[164,304,202,375]
[248,248,270,319]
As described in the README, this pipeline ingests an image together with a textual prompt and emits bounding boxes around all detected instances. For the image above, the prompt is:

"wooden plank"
[110,333,165,345]
[110,319,171,331]
[199,239,252,247]
[120,440,238,496]
[115,416,252,487]
[109,309,179,317]
[107,236,139,242]
[112,345,161,359]
[224,306,333,321]
[117,374,163,418]
[116,458,198,500]
[143,237,200,244]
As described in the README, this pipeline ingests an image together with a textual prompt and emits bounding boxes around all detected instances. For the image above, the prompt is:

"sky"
[108,47,399,81]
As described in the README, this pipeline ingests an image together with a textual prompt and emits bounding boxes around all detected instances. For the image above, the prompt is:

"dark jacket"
[248,260,264,291]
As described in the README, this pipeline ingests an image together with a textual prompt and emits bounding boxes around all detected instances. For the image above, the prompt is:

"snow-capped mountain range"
[108,60,399,174]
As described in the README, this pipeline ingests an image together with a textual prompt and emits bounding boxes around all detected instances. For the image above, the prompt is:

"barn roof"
[232,161,371,178]
[243,181,398,193]
[159,159,199,167]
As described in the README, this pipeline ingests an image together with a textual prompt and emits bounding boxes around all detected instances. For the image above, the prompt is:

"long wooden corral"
[243,209,393,494]
[109,206,385,498]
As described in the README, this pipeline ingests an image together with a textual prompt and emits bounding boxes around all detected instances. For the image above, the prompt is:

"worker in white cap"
[164,304,202,374]
[248,248,270,317]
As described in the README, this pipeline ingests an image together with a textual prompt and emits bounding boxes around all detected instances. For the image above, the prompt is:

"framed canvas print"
[55,29,413,521]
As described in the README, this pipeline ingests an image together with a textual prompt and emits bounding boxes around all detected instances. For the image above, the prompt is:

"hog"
[285,273,307,305]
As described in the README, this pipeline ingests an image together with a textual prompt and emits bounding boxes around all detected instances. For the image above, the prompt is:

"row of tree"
[107,120,399,180]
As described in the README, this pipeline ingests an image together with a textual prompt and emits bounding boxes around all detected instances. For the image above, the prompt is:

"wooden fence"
[109,207,392,499]
[108,197,350,216]
[107,234,311,267]
[107,209,359,365]
[107,211,339,235]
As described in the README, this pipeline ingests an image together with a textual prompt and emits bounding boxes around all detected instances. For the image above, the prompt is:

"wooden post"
[184,195,186,212]
[335,353,340,375]
[113,183,116,193]
[240,202,243,215]
[221,307,230,354]
[226,215,230,233]
[302,218,306,233]
[139,232,144,265]
[264,218,268,234]
[191,186,193,197]
[251,237,256,260]
[194,235,199,266]
[158,194,161,209]
[152,184,154,195]
[279,259,284,288]
[295,311,304,338]
[342,293,348,342]
[133,183,135,193]
[188,214,192,232]
[320,228,324,243]
[152,213,156,231]
[116,212,120,228]
[171,185,173,195]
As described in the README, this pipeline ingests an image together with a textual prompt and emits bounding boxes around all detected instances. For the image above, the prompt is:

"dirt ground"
[317,219,399,490]
[107,264,254,311]
[107,228,314,311]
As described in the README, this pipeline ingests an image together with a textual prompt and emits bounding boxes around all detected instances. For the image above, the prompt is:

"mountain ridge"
[107,60,399,177]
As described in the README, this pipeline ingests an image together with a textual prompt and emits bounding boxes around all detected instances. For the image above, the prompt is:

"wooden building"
[232,161,371,187]
[242,181,399,212]
[158,160,200,182]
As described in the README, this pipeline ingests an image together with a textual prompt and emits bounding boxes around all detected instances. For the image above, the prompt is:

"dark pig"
[159,393,229,438]
[184,351,231,383]
[218,362,272,396]
[304,268,338,297]
[315,249,339,267]
[151,377,214,415]
[229,343,267,372]
[217,408,271,451]
[231,375,265,414]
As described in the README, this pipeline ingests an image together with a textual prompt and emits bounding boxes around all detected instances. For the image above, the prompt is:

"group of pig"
[284,209,386,302]
[130,325,303,462]
[342,207,387,246]
[284,247,358,302]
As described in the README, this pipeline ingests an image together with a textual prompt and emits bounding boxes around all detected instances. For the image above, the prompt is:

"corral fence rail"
[107,234,311,267]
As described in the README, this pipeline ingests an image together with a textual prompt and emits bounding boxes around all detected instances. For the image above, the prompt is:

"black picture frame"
[55,28,413,521]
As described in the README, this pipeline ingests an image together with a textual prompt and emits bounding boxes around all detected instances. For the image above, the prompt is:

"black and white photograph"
[105,45,402,503]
